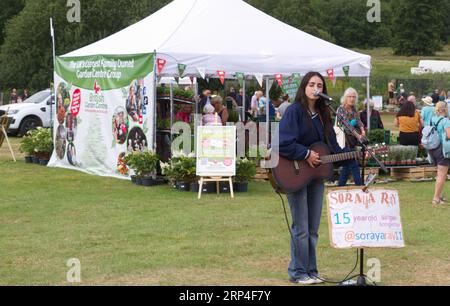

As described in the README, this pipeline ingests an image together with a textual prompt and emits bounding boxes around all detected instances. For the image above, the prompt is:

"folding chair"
[0,115,16,162]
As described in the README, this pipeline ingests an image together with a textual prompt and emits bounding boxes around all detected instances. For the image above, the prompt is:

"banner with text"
[327,187,405,249]
[48,53,155,179]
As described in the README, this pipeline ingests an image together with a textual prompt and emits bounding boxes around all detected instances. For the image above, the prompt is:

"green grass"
[354,45,450,77]
[1,137,449,285]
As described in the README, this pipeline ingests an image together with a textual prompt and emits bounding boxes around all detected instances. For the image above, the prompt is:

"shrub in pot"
[234,158,256,192]
[19,129,37,163]
[33,128,53,164]
[160,151,196,191]
[124,151,159,186]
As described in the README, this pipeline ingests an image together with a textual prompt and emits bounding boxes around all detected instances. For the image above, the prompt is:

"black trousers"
[399,131,420,146]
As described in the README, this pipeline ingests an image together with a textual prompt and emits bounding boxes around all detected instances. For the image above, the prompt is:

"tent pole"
[265,77,270,147]
[170,82,174,143]
[366,76,371,132]
[153,51,158,152]
[242,78,246,121]
[50,18,56,134]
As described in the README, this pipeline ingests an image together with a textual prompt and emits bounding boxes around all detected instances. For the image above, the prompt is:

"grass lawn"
[1,136,449,285]
[354,45,450,77]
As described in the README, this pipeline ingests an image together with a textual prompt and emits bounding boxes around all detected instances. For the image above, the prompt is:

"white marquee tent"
[63,0,372,78]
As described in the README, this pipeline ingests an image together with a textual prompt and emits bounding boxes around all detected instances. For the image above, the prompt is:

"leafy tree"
[391,0,444,55]
[0,0,171,90]
[0,0,25,45]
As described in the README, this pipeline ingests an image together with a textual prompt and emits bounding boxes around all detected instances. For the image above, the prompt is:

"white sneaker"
[290,276,316,285]
[309,274,324,284]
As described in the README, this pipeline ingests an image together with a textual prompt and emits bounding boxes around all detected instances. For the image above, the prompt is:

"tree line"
[0,0,448,92]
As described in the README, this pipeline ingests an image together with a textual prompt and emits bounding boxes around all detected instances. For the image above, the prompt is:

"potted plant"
[33,127,53,165]
[125,151,160,186]
[234,158,257,192]
[160,151,197,191]
[19,129,37,163]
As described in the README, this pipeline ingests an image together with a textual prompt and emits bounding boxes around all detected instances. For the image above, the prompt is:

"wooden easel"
[0,116,16,162]
[198,176,234,199]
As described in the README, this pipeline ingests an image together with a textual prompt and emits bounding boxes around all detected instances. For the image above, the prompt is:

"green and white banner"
[48,53,155,179]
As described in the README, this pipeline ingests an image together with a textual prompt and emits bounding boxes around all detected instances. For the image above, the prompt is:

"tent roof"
[63,0,371,77]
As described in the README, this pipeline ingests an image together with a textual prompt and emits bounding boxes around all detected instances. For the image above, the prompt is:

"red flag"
[217,70,226,85]
[326,68,335,82]
[275,73,283,87]
[157,58,167,74]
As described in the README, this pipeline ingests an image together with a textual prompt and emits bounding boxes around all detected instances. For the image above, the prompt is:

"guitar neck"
[320,151,360,164]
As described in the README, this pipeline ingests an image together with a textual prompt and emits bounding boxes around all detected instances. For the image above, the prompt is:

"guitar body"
[270,142,334,194]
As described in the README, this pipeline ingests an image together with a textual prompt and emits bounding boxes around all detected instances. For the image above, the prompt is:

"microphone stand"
[325,100,388,286]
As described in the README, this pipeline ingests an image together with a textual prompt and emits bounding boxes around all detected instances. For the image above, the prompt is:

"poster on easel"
[327,187,405,249]
[48,53,155,179]
[196,126,236,177]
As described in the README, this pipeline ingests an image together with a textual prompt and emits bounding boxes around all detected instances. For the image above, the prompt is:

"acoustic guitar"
[269,142,361,194]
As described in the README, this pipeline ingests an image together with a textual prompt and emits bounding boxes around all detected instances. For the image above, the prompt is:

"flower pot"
[176,181,191,191]
[219,182,231,193]
[190,182,216,193]
[39,159,49,166]
[141,177,155,186]
[131,175,137,184]
[32,156,40,164]
[135,177,143,185]
[233,182,248,193]
[25,156,33,163]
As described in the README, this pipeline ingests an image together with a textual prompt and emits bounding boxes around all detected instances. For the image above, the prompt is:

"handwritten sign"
[326,187,405,249]
[196,126,236,177]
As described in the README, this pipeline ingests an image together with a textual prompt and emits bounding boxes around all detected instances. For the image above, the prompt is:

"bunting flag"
[292,73,301,84]
[326,68,335,82]
[217,70,226,85]
[255,73,264,87]
[157,58,167,74]
[177,63,187,77]
[343,66,350,78]
[235,72,245,88]
[189,76,195,84]
[275,73,283,87]
[174,76,180,84]
[197,67,206,79]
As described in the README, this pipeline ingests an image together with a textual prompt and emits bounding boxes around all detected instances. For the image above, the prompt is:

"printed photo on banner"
[66,113,77,142]
[112,106,128,145]
[127,126,147,152]
[116,152,129,175]
[126,79,144,122]
[67,142,77,166]
[55,124,67,160]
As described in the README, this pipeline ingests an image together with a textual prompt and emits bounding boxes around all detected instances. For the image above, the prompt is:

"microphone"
[313,90,333,101]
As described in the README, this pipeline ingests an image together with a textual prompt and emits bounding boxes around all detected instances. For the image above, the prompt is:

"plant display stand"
[253,167,269,182]
[390,166,437,180]
[197,176,234,199]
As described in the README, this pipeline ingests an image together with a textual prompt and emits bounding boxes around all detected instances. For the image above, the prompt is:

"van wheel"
[19,117,41,136]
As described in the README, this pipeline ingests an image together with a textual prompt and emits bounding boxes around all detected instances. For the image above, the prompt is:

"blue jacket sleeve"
[278,105,310,161]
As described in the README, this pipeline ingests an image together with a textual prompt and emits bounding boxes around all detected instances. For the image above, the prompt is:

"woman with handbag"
[336,88,366,187]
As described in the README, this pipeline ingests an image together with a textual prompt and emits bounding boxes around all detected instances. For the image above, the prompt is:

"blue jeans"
[338,159,363,186]
[287,179,324,280]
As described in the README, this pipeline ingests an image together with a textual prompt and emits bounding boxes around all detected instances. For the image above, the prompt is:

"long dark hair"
[396,101,416,117]
[294,71,332,135]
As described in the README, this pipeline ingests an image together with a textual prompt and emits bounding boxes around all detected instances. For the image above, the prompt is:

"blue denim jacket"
[278,102,350,161]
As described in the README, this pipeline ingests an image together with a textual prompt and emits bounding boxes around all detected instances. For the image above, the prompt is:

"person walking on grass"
[428,102,450,205]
